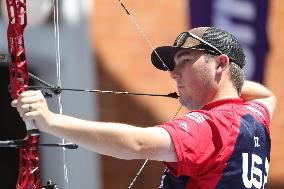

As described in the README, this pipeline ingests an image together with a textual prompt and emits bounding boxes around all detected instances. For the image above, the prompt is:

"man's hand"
[11,90,54,132]
[240,81,276,120]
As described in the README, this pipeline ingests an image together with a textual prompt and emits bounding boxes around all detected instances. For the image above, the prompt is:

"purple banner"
[189,0,269,83]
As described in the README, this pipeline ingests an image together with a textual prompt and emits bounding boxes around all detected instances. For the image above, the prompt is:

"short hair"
[203,54,244,95]
[229,62,245,95]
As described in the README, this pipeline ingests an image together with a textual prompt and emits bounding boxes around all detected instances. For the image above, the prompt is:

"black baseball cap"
[151,27,246,71]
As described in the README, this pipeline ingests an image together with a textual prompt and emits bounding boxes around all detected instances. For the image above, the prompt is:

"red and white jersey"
[158,98,271,189]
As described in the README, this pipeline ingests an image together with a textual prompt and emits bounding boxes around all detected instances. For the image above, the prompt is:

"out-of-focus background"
[0,0,283,188]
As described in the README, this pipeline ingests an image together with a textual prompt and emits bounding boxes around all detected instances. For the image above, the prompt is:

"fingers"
[10,90,52,131]
[16,102,42,117]
[21,110,41,122]
[13,91,44,106]
[18,90,42,97]
[11,90,43,107]
[19,90,43,101]
[17,103,30,117]
[11,99,17,107]
[11,90,46,116]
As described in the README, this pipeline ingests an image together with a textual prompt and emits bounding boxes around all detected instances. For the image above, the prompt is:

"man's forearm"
[42,114,176,161]
[43,114,147,159]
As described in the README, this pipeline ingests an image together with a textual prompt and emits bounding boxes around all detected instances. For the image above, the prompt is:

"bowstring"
[127,105,183,189]
[53,1,69,189]
[117,1,183,188]
[118,0,170,71]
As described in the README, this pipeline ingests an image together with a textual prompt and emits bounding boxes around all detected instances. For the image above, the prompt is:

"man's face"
[170,49,217,110]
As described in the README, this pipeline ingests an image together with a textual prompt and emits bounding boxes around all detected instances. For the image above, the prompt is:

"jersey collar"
[202,98,244,110]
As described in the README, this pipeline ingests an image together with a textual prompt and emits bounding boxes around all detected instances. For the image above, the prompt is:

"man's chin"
[179,97,202,111]
[179,98,190,109]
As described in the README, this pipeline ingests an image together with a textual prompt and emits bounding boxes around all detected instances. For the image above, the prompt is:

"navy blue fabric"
[216,114,270,189]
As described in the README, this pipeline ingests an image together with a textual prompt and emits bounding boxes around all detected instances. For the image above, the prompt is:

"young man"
[12,27,276,189]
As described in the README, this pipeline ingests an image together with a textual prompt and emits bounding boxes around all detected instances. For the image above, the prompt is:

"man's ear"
[216,54,230,73]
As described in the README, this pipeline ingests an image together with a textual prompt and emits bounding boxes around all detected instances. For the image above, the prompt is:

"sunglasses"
[173,31,224,56]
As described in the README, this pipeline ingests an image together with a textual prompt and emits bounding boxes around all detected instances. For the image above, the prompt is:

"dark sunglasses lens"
[173,32,188,47]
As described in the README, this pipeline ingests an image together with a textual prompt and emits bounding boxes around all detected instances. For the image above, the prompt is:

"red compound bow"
[6,0,41,188]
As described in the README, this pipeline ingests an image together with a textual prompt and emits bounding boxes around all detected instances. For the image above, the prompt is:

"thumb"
[11,99,18,107]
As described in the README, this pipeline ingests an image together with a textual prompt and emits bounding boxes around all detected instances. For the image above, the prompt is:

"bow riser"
[6,0,28,99]
[6,0,41,189]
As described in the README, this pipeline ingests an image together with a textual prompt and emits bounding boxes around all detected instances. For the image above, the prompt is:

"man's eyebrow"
[175,50,192,59]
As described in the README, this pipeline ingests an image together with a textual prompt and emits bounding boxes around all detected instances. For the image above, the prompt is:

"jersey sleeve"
[158,111,218,177]
[243,100,271,132]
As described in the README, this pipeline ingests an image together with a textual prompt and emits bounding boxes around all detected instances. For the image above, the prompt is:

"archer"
[12,27,276,189]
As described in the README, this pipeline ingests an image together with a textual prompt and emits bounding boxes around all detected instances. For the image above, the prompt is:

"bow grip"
[25,120,39,135]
